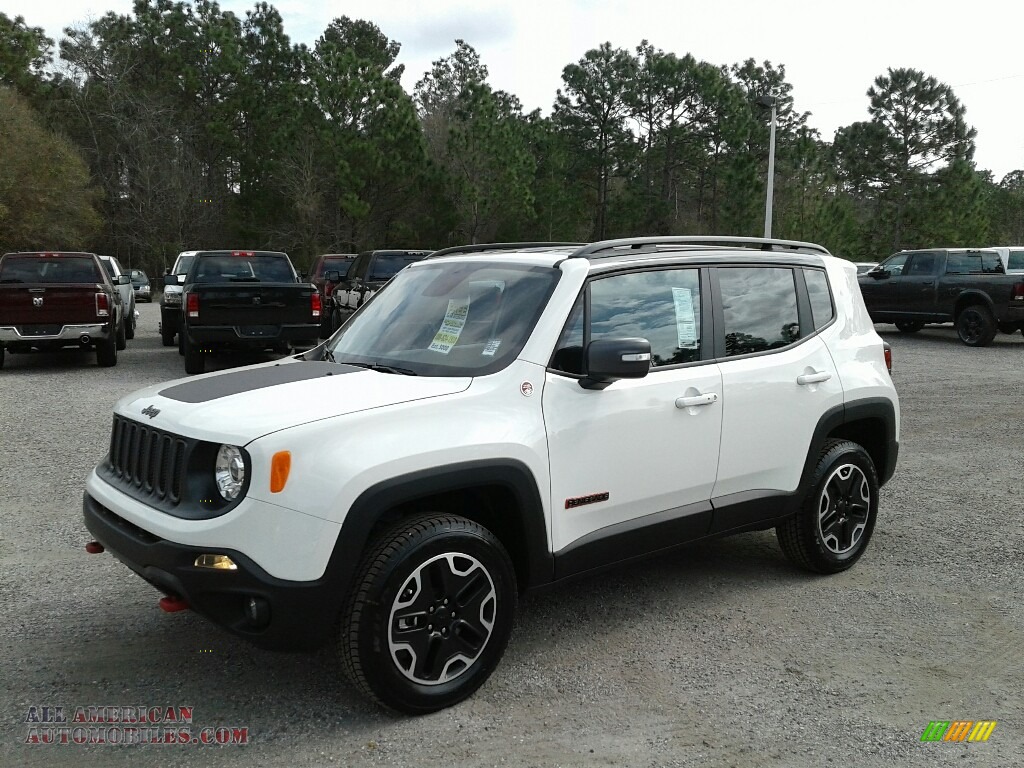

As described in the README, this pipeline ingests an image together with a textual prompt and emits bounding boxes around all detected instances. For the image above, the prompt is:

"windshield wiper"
[0,278,24,283]
[322,347,336,363]
[344,361,417,376]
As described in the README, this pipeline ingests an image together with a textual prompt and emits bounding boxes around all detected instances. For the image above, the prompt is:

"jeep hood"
[115,360,471,444]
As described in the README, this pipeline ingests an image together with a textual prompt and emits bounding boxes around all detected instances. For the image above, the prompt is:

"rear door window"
[718,267,801,356]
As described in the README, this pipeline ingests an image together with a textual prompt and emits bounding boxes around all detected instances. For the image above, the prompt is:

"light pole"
[756,95,777,239]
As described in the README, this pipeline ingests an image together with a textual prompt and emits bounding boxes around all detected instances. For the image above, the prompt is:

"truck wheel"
[956,305,997,347]
[0,344,5,369]
[319,315,334,338]
[183,335,205,375]
[776,439,879,574]
[115,318,127,350]
[340,513,517,714]
[894,321,923,333]
[125,305,135,340]
[96,335,117,367]
[161,326,175,346]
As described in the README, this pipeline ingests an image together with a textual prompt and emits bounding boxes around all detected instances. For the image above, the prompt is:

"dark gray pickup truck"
[859,248,1024,346]
[174,250,321,374]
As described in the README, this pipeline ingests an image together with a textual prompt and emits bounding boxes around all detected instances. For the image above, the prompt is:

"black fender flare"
[322,459,553,603]
[953,290,996,318]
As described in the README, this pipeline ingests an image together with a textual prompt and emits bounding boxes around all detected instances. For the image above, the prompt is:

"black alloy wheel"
[777,439,879,574]
[956,305,996,347]
[341,513,516,714]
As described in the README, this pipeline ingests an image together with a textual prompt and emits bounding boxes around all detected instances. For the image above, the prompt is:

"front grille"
[107,416,187,506]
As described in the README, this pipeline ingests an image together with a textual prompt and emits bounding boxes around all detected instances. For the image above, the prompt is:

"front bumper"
[0,323,111,343]
[83,491,345,651]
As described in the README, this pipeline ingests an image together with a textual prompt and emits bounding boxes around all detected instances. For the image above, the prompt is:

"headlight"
[214,445,246,501]
[164,292,181,305]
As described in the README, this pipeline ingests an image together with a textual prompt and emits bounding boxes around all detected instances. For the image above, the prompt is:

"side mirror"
[324,270,341,283]
[868,267,886,279]
[117,274,132,285]
[164,274,182,286]
[580,338,651,390]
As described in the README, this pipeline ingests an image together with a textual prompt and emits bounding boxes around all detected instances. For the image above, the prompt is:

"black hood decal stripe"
[159,362,361,403]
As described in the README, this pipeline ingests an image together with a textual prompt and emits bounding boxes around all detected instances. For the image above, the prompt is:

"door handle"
[796,371,832,385]
[675,393,718,408]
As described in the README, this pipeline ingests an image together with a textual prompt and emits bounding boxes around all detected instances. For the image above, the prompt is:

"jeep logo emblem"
[32,297,43,307]
[141,405,161,419]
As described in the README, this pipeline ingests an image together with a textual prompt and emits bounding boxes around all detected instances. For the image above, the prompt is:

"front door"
[543,267,722,576]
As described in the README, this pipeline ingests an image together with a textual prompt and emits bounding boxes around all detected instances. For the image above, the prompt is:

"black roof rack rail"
[569,236,831,259]
[426,242,584,260]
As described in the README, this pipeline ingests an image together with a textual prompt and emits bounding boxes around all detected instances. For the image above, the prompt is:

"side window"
[906,253,938,276]
[589,268,701,367]
[719,267,800,356]
[1008,251,1024,271]
[980,252,1002,273]
[550,295,585,374]
[803,269,834,330]
[878,254,908,277]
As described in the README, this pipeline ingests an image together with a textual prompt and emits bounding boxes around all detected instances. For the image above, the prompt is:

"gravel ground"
[1,306,1022,767]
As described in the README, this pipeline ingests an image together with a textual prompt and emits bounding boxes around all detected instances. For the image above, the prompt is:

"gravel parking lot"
[1,305,1022,767]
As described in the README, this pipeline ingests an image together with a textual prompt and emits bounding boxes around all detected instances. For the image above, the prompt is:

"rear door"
[711,265,844,530]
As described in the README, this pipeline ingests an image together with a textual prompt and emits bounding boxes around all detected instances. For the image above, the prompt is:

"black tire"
[894,321,923,333]
[0,344,5,369]
[340,513,517,714]
[125,305,135,340]
[776,439,879,574]
[319,314,334,338]
[161,326,175,346]
[183,334,205,375]
[96,335,117,367]
[115,317,127,350]
[956,305,997,347]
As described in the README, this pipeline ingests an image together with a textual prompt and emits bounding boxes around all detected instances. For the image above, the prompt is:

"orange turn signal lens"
[270,451,291,493]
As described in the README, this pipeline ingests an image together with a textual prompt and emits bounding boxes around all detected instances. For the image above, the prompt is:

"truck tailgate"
[193,284,316,327]
[0,284,102,327]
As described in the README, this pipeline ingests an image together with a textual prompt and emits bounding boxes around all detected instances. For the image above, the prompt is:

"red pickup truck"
[0,251,127,368]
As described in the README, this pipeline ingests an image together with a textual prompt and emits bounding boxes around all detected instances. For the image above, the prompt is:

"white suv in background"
[82,237,900,714]
[97,255,137,341]
[990,246,1024,274]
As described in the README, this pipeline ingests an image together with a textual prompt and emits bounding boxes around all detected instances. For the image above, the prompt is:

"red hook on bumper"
[85,541,105,554]
[159,596,189,613]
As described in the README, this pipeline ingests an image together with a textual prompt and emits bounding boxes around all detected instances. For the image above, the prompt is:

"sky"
[10,0,1024,181]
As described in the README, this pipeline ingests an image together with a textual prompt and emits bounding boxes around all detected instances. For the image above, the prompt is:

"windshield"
[189,253,295,283]
[0,256,101,284]
[369,254,425,281]
[320,257,353,278]
[326,261,560,376]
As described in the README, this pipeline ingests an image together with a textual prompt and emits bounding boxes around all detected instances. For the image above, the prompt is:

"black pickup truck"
[173,250,321,374]
[859,248,1024,346]
[328,249,432,330]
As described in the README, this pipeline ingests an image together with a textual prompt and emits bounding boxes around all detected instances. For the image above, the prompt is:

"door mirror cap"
[116,274,132,285]
[324,270,341,283]
[580,338,652,390]
[868,266,886,279]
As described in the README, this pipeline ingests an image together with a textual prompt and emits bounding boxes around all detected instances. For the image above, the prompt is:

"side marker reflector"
[270,451,291,493]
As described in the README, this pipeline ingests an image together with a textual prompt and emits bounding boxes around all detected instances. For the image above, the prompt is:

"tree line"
[2,0,1022,275]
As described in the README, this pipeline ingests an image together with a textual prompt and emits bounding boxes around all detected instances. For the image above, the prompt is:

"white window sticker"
[482,339,502,356]
[672,287,697,347]
[428,297,470,354]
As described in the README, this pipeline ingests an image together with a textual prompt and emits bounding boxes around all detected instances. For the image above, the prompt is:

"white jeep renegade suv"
[83,237,900,713]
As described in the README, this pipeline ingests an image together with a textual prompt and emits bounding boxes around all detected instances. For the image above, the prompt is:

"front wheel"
[125,305,136,340]
[956,305,996,347]
[340,514,517,714]
[776,439,879,574]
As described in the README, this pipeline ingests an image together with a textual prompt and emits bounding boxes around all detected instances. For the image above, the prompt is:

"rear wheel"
[161,326,175,346]
[894,320,923,333]
[96,335,117,367]
[115,317,127,350]
[956,305,997,347]
[776,439,879,574]
[125,305,136,340]
[340,513,517,714]
[183,334,205,375]
[0,344,5,369]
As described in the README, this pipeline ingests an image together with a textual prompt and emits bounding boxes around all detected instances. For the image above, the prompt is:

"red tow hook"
[159,596,190,613]
[85,541,105,554]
